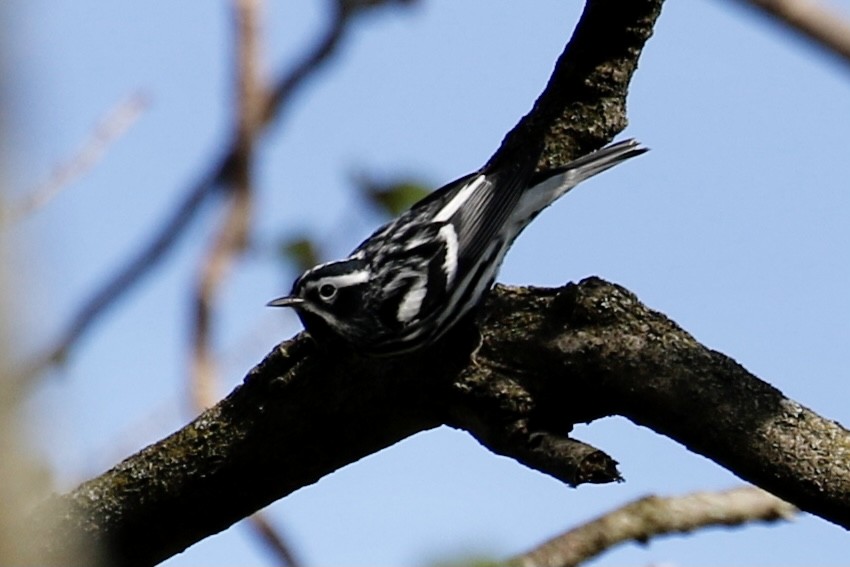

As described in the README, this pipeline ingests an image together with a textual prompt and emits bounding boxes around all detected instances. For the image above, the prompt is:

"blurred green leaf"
[278,236,321,273]
[368,181,431,217]
[355,173,432,218]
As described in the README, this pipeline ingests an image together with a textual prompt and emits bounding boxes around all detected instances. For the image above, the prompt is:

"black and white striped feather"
[269,138,648,354]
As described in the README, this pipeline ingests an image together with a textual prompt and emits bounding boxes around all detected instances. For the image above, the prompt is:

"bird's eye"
[318,283,337,301]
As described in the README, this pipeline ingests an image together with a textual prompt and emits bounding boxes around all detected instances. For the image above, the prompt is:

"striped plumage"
[269,139,647,355]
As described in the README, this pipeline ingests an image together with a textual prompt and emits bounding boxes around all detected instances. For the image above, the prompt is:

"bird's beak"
[266,295,305,308]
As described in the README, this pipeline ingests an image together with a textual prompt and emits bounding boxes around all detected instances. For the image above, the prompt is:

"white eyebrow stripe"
[433,175,487,222]
[302,263,327,278]
[302,259,345,278]
[316,270,371,288]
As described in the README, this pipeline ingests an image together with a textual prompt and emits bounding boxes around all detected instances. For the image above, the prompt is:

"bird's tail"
[516,138,648,222]
[560,138,648,183]
[532,138,649,191]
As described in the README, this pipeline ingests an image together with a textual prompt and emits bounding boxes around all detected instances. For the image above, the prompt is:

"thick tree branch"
[491,0,662,171]
[42,279,850,566]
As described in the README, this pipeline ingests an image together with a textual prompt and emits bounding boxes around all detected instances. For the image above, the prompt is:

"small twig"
[234,0,265,146]
[246,514,301,567]
[261,0,348,125]
[509,487,798,567]
[1,92,148,225]
[731,0,850,67]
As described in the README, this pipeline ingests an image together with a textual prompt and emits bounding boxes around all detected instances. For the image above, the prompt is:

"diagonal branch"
[730,0,850,68]
[245,513,301,567]
[40,278,850,567]
[1,92,149,226]
[509,486,797,567]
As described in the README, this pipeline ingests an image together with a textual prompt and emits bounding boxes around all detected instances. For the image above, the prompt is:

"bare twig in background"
[731,0,850,67]
[510,487,797,567]
[1,92,148,226]
[31,0,415,378]
[190,181,251,409]
[245,513,301,567]
[190,2,300,565]
[190,0,264,412]
[263,0,367,123]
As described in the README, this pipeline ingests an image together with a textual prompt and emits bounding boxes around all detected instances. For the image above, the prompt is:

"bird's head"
[268,258,373,345]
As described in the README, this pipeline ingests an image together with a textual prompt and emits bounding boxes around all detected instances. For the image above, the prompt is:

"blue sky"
[7,0,850,565]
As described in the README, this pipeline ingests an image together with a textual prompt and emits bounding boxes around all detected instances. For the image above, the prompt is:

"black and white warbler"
[269,139,647,355]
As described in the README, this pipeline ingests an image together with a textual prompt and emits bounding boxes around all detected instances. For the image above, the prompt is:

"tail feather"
[511,139,648,231]
[531,138,648,187]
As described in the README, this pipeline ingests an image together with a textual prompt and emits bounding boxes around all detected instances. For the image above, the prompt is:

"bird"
[268,138,648,355]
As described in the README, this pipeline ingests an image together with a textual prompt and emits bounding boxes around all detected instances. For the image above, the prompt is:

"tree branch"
[509,486,797,567]
[491,0,662,171]
[41,279,850,566]
[474,279,850,519]
[1,92,148,226]
[730,0,850,69]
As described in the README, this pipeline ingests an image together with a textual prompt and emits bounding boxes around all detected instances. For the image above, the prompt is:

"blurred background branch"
[0,92,148,226]
[189,1,300,564]
[510,487,797,567]
[732,0,850,67]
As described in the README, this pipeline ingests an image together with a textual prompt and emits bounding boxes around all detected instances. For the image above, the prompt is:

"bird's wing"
[353,158,536,328]
[365,220,456,330]
[430,159,536,273]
